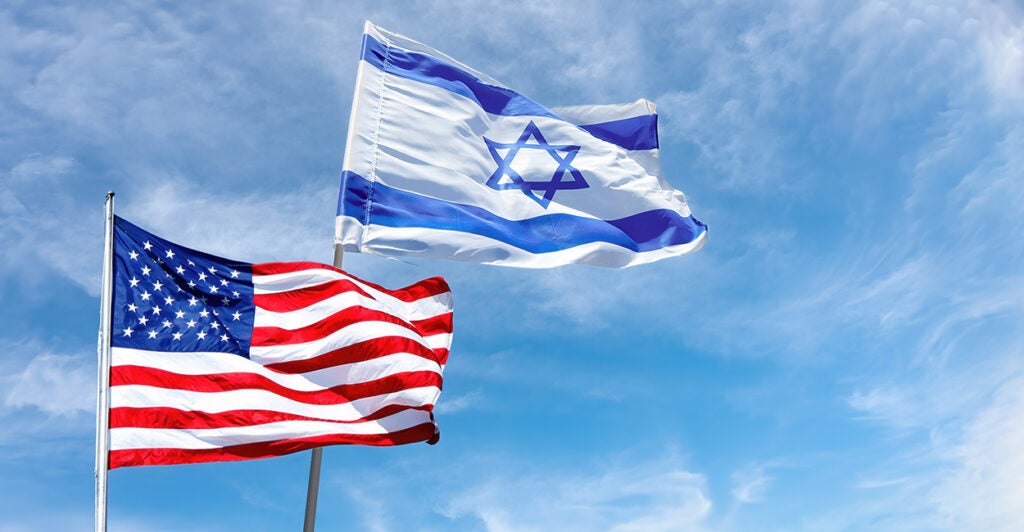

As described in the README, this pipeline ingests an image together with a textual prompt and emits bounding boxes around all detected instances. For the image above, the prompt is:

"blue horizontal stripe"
[361,34,659,152]
[338,171,706,254]
[580,114,659,151]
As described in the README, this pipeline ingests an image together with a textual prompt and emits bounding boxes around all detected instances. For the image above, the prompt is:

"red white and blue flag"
[107,217,453,468]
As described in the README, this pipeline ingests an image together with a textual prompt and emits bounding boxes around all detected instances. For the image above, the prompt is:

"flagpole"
[302,243,344,532]
[95,191,115,532]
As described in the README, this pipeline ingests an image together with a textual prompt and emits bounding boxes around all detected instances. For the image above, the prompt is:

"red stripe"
[252,262,451,303]
[109,404,433,429]
[263,336,447,373]
[108,424,437,469]
[111,365,442,405]
[251,305,436,346]
[411,312,453,336]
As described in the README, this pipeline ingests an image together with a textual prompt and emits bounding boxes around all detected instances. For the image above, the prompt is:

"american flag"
[107,217,453,468]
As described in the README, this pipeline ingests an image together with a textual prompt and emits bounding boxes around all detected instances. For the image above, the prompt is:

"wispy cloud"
[0,154,100,295]
[3,352,94,417]
[929,376,1024,530]
[730,463,774,505]
[434,389,485,415]
[438,454,712,532]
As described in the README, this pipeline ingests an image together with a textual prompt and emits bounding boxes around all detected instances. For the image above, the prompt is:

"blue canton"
[484,121,589,208]
[110,217,255,357]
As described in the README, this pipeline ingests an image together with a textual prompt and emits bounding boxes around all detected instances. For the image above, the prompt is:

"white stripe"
[110,408,431,450]
[345,61,692,221]
[253,279,451,326]
[253,267,452,315]
[110,384,440,423]
[248,320,450,365]
[112,347,443,390]
[337,216,709,269]
[550,99,656,124]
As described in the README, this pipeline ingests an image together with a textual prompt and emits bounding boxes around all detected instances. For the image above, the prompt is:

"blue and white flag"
[337,22,707,268]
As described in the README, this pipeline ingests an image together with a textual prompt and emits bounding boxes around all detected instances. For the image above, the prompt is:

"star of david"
[483,121,589,208]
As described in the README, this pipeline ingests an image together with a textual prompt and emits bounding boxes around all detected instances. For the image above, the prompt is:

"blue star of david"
[483,121,589,208]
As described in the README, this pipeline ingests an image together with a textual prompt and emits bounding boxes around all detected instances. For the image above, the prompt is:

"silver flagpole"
[95,191,115,532]
[305,22,369,527]
[302,243,344,532]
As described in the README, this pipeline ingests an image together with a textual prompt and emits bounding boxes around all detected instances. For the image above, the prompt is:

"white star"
[143,241,153,250]
[172,332,183,341]
[138,315,149,325]
[230,270,240,278]
[210,322,220,330]
[199,309,209,318]
[175,265,186,275]
[122,327,133,337]
[220,279,229,286]
[188,296,199,307]
[220,334,230,342]
[164,296,174,305]
[221,297,231,305]
[232,291,240,298]
[187,280,196,288]
[147,330,158,339]
[198,272,207,281]
[129,277,140,287]
[232,311,242,321]
[152,280,163,291]
[162,320,172,328]
[197,331,207,340]
[165,249,175,259]
[186,319,197,328]
[141,265,151,276]
[127,303,138,312]
[175,309,185,319]
[208,266,217,274]
[210,285,219,293]
[140,291,151,301]
[128,250,139,260]
[187,259,195,266]
[151,306,162,315]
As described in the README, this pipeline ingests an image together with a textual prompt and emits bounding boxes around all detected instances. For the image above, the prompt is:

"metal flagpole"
[95,191,116,532]
[302,243,344,532]
[304,24,368,527]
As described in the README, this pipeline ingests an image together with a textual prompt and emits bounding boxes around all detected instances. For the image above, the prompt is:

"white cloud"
[0,154,339,296]
[847,387,915,429]
[3,352,94,417]
[0,154,103,295]
[730,463,774,504]
[118,174,338,265]
[434,389,485,415]
[930,376,1024,530]
[439,455,712,531]
[974,1,1024,113]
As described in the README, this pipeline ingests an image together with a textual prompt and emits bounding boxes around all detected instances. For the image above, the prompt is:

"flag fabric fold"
[107,217,452,468]
[337,21,708,268]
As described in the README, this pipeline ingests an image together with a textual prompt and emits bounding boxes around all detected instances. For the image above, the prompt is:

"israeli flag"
[337,22,707,268]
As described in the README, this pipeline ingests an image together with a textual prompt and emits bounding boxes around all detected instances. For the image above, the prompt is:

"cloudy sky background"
[1,1,1022,530]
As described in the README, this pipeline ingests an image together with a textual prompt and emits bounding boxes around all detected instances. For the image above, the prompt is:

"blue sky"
[1,1,1022,530]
